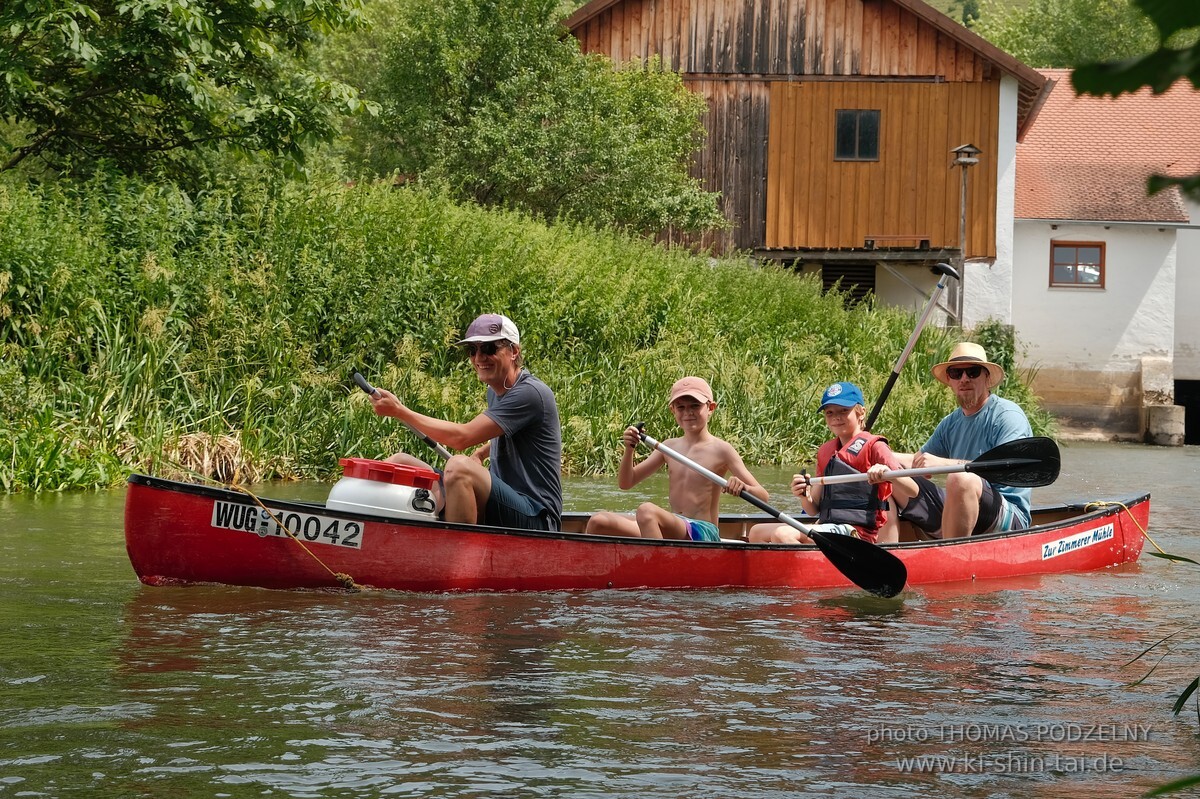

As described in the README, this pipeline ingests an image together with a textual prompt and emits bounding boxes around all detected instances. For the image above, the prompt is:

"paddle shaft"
[353,372,453,461]
[808,458,1039,486]
[806,436,1060,489]
[864,262,959,432]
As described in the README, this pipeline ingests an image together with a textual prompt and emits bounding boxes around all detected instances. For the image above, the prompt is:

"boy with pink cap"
[585,376,768,541]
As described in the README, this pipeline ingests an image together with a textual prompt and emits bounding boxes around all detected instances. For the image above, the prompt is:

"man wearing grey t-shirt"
[367,314,563,530]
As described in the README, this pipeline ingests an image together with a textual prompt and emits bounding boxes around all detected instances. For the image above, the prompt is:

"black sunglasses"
[946,364,986,380]
[464,341,508,357]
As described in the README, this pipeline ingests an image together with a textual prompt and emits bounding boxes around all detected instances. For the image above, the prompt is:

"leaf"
[1148,174,1200,203]
[1072,46,1200,97]
[1134,0,1200,40]
[1145,773,1200,797]
[1148,550,1200,565]
[1171,676,1200,715]
[1125,649,1168,687]
[1123,624,1196,668]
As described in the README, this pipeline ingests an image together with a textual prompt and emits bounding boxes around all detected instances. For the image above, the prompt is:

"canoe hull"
[124,475,1148,593]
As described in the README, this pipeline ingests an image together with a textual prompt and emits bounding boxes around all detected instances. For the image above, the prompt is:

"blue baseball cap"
[819,381,864,410]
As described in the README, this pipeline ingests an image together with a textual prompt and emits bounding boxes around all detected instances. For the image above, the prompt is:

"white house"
[1009,68,1200,444]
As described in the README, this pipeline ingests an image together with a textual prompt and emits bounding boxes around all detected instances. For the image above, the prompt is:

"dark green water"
[2,442,1199,798]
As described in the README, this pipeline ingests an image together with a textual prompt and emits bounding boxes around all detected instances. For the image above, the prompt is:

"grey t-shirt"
[483,370,563,527]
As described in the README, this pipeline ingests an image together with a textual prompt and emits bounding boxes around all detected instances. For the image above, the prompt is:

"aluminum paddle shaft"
[353,372,453,461]
[865,262,959,432]
[808,436,1060,489]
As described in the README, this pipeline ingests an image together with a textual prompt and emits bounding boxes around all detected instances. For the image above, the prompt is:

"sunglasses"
[946,365,986,380]
[464,341,508,357]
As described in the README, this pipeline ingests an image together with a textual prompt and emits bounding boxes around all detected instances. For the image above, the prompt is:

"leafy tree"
[366,0,725,234]
[961,0,980,26]
[0,0,375,179]
[312,0,409,174]
[973,0,1158,67]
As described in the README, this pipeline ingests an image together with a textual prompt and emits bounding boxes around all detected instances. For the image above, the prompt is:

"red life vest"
[815,433,894,539]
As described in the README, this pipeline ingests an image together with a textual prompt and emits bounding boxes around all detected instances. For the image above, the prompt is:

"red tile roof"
[1016,68,1200,223]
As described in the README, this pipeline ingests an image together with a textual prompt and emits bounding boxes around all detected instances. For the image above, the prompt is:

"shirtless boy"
[584,377,769,541]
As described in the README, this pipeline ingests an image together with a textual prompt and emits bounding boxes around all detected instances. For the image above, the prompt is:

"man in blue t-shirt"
[891,342,1033,539]
[367,313,563,531]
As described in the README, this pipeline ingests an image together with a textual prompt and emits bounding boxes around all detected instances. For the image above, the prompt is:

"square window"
[835,109,880,161]
[1050,242,1105,288]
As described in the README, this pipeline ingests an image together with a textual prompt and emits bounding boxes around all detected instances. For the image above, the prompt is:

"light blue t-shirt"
[922,394,1033,527]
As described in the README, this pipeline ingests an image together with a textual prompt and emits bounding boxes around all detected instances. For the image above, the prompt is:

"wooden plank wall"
[685,79,771,254]
[572,0,989,81]
[571,0,1001,253]
[765,80,999,254]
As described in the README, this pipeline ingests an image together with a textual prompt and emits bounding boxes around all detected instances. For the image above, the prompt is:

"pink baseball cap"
[668,376,713,404]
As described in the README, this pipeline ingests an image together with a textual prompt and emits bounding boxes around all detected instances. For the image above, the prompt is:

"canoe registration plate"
[211,501,363,549]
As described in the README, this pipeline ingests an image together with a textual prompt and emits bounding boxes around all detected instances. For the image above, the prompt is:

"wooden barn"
[564,0,1049,319]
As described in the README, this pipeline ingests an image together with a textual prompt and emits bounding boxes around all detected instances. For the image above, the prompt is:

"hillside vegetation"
[0,173,1053,492]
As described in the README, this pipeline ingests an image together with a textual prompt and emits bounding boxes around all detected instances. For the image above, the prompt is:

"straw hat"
[931,342,1005,389]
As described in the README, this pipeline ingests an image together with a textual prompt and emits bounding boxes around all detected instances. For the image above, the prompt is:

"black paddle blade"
[808,530,907,598]
[966,436,1061,487]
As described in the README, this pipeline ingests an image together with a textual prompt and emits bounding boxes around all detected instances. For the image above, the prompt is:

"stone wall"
[1029,358,1184,444]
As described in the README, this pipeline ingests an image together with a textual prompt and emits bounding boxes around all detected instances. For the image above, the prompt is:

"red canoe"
[123,473,1149,594]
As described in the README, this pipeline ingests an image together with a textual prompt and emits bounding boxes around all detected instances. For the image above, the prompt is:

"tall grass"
[0,172,1052,492]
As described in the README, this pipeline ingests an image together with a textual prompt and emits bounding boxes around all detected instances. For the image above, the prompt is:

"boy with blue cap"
[749,381,916,545]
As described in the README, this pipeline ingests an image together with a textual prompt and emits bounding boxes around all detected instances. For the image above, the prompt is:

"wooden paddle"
[808,436,1060,488]
[864,262,959,432]
[636,426,907,599]
[353,372,453,461]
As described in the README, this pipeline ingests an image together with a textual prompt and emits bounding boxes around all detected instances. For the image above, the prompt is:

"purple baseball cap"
[457,314,520,346]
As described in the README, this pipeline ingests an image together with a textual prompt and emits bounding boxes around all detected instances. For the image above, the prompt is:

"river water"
[2,441,1199,798]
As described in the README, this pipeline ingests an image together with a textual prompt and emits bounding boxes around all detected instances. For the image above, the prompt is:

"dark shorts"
[897,476,1004,538]
[485,474,557,531]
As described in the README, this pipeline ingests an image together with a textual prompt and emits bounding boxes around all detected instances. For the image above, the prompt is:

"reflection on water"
[1,442,1199,797]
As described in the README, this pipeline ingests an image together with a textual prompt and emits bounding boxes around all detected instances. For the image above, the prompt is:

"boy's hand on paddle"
[866,464,890,484]
[621,426,641,451]
[724,476,746,496]
[790,473,811,499]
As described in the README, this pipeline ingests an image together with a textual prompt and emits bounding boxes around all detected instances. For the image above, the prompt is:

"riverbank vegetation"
[1,173,1054,492]
[23,0,1193,493]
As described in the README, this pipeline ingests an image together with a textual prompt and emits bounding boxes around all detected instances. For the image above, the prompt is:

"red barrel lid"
[338,458,440,488]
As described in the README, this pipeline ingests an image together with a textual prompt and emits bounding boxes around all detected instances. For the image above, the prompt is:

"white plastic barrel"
[326,458,440,521]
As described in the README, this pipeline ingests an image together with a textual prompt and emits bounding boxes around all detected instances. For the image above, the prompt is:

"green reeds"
[0,173,1052,492]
